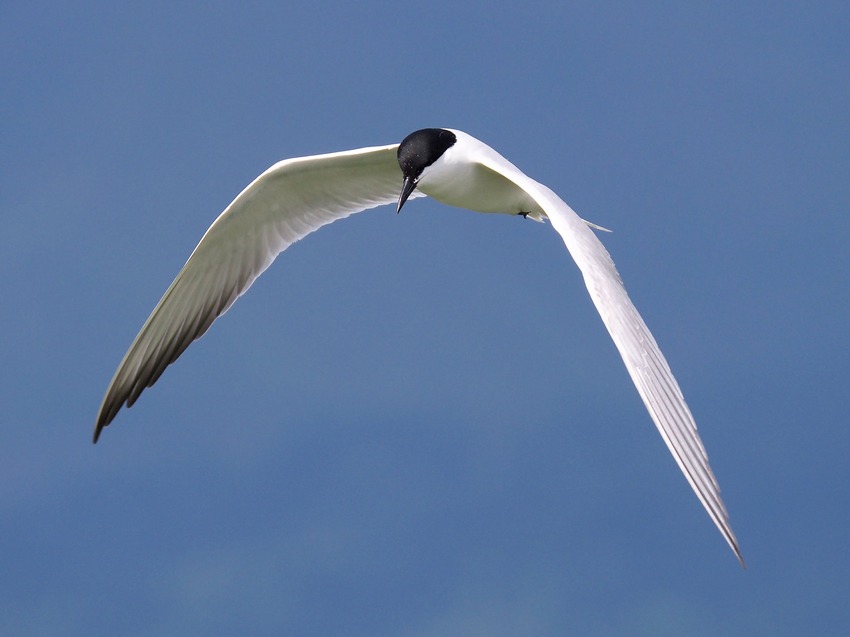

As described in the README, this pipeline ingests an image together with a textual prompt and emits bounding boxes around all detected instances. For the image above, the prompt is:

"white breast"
[417,137,543,217]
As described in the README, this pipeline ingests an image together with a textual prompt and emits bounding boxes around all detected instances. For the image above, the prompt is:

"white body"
[418,132,542,217]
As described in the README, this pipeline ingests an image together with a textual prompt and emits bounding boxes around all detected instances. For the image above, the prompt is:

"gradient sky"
[3,2,849,635]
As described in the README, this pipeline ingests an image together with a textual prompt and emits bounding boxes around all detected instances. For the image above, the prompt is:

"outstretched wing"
[95,143,412,441]
[473,146,743,565]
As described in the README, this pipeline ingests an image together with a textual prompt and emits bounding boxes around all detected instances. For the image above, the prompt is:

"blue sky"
[2,2,849,635]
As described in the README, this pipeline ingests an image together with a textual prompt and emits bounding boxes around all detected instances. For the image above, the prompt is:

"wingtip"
[721,525,746,569]
[92,405,113,444]
[732,544,747,570]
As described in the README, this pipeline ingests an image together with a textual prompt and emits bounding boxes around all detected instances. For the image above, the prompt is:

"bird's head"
[396,128,457,213]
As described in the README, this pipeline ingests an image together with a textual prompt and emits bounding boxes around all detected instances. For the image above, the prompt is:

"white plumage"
[95,128,743,565]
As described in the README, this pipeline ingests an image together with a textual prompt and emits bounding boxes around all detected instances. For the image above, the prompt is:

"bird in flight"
[95,128,743,565]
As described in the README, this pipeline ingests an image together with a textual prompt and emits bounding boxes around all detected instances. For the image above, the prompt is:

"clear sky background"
[2,2,849,635]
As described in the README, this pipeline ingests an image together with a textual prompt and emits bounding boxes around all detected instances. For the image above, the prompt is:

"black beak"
[396,175,417,214]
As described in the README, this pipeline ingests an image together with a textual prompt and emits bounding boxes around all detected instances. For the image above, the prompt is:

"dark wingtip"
[92,420,105,444]
[92,401,117,444]
[735,546,747,571]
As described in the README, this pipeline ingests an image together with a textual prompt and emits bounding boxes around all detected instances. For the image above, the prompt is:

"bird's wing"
[475,150,743,565]
[95,143,416,441]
